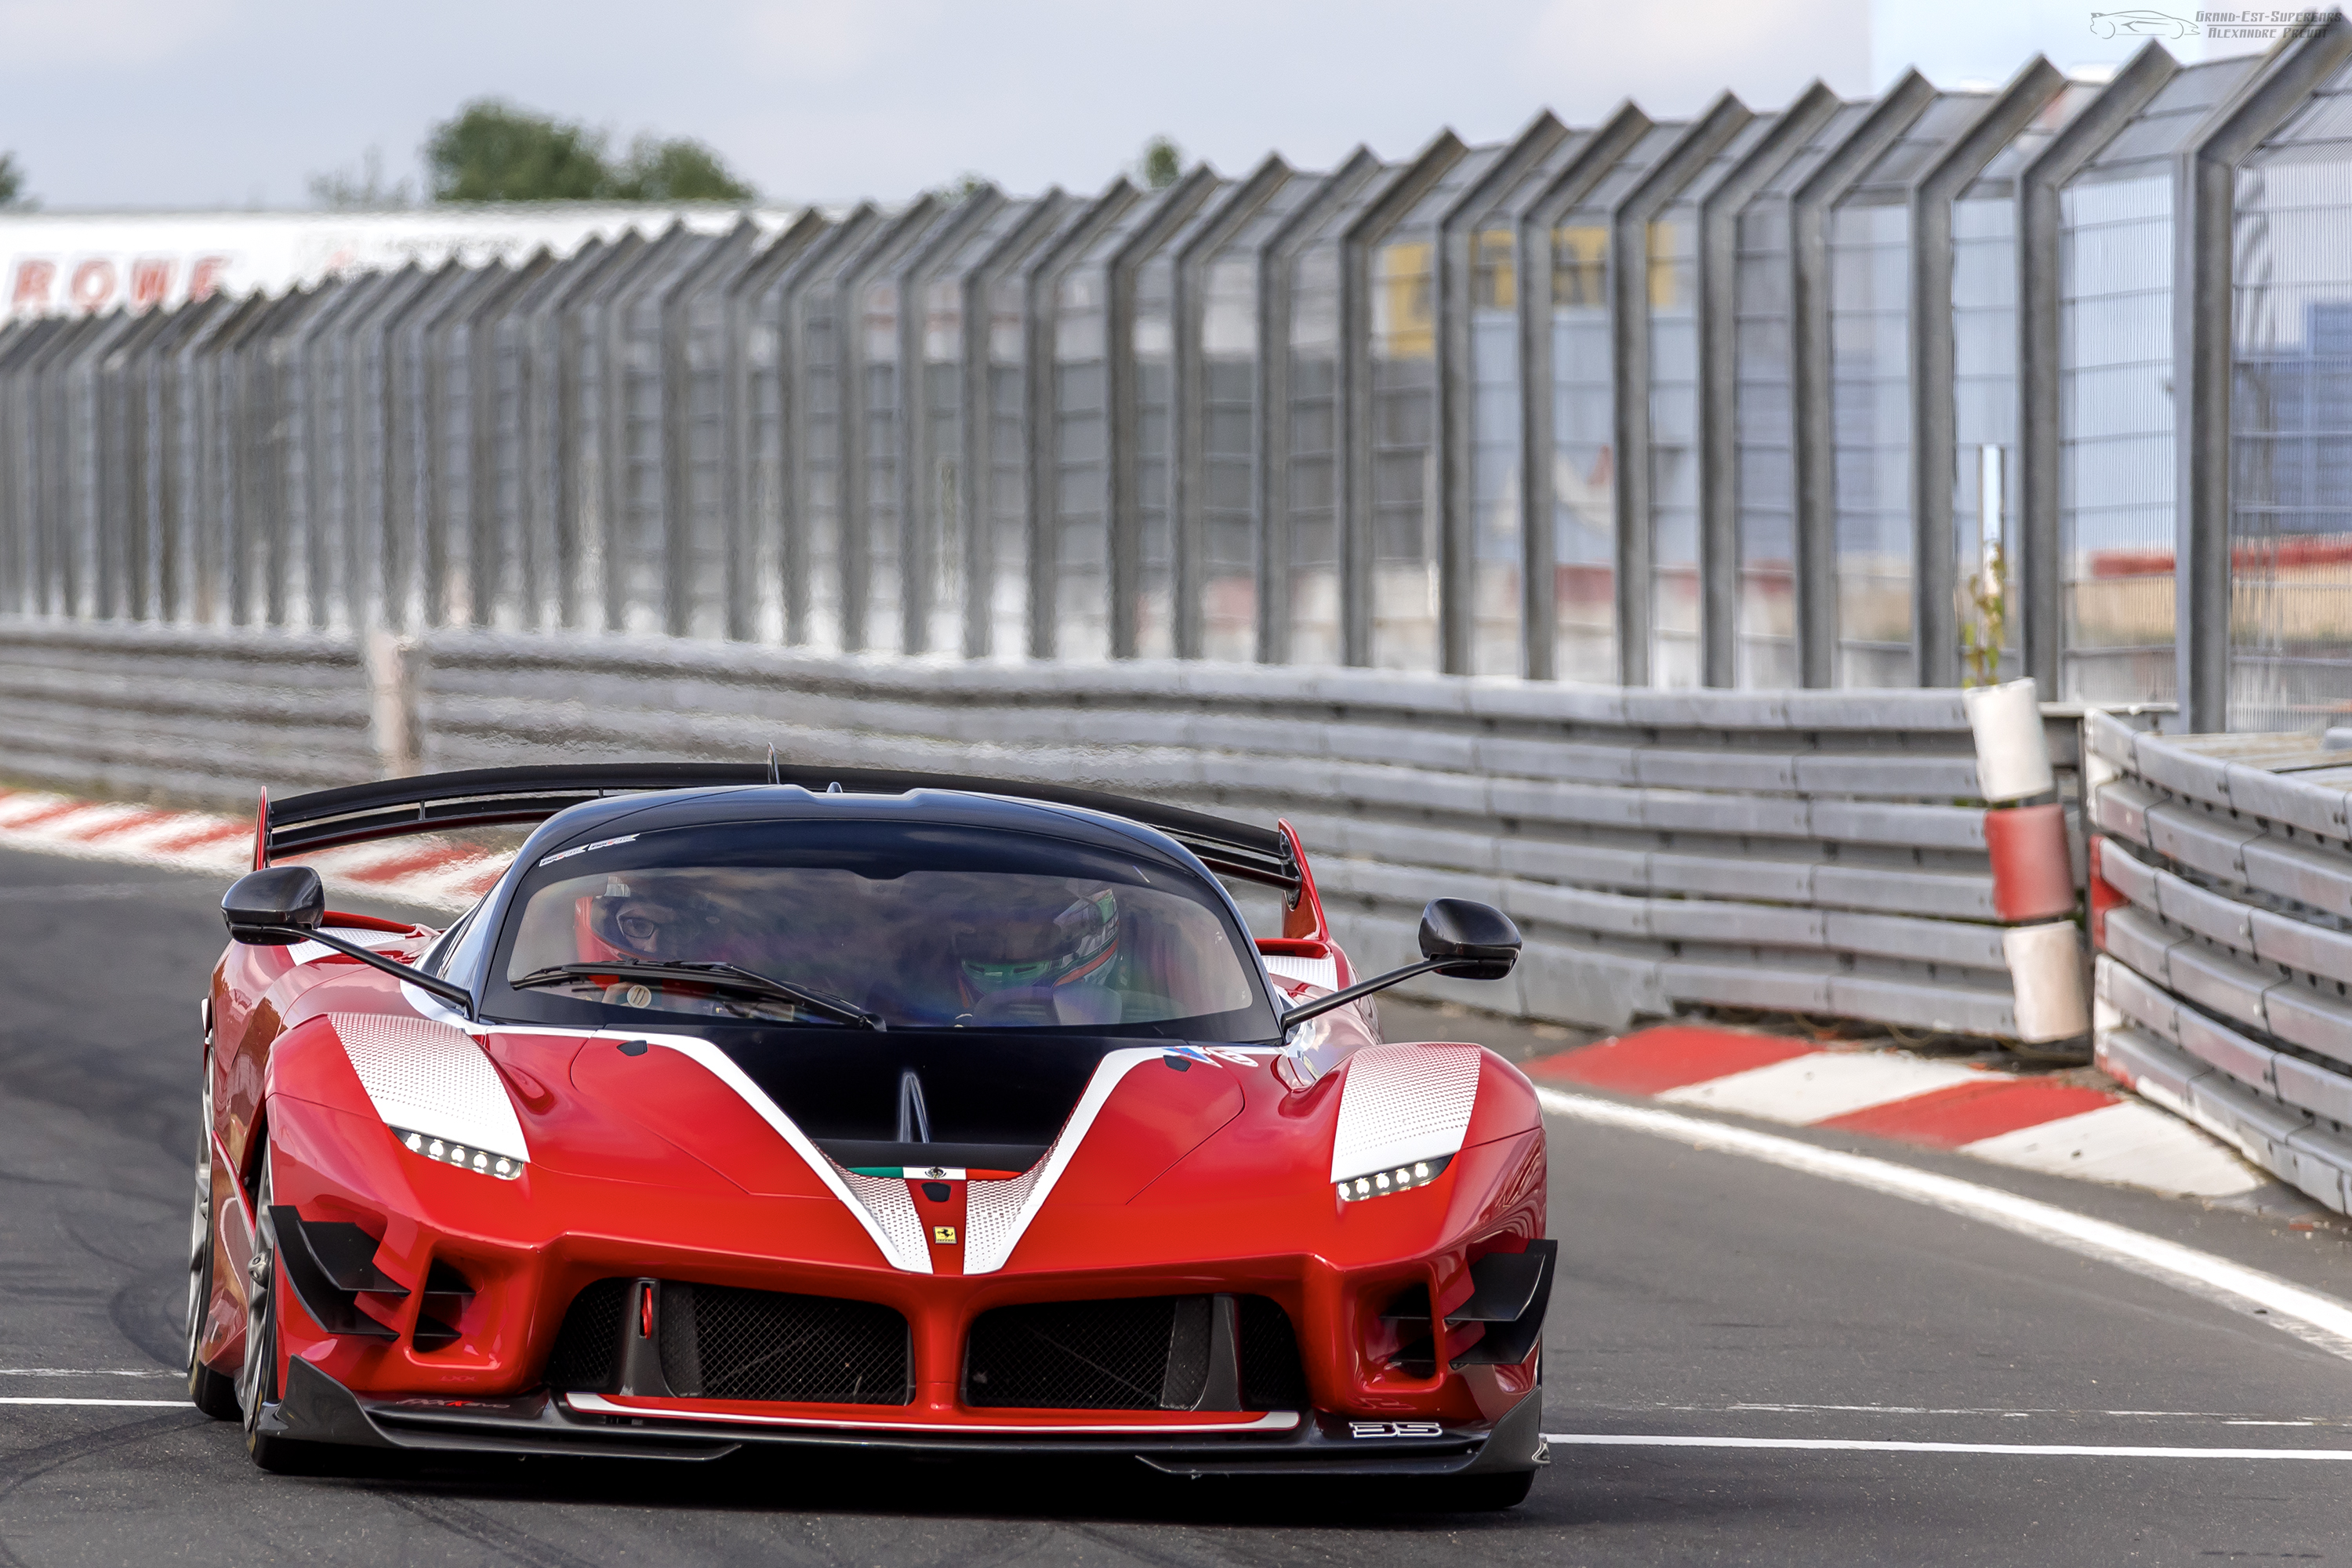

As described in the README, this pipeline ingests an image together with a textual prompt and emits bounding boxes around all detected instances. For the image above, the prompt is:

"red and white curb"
[1529,1026,2265,1202]
[0,789,496,911]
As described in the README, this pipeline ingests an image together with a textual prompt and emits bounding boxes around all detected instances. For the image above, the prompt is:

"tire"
[237,1144,331,1474]
[185,1051,240,1421]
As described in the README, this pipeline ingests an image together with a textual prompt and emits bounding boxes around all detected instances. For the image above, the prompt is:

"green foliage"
[0,153,27,209]
[929,171,991,204]
[1139,135,1183,191]
[308,148,413,211]
[608,135,754,202]
[1961,539,2009,688]
[424,100,753,205]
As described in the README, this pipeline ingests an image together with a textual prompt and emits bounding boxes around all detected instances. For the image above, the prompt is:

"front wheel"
[185,1051,238,1421]
[237,1144,331,1473]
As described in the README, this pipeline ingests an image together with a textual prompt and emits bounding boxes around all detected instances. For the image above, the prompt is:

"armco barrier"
[2085,710,2352,1214]
[0,615,2100,1041]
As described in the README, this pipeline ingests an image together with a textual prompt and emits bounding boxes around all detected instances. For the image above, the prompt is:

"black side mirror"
[1417,898,1521,980]
[223,866,325,946]
[1279,898,1525,1028]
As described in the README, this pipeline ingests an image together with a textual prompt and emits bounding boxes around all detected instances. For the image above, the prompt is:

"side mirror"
[223,866,325,946]
[1417,898,1520,980]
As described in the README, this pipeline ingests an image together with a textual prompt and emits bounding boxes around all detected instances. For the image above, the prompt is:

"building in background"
[0,207,801,322]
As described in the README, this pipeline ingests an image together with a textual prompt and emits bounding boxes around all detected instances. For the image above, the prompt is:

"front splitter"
[264,1357,1544,1477]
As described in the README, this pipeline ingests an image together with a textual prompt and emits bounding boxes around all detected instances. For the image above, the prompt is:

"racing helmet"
[580,875,720,964]
[954,885,1120,1000]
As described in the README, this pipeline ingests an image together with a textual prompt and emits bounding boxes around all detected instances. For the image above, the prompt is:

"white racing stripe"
[1538,1086,2352,1361]
[1544,1433,2352,1460]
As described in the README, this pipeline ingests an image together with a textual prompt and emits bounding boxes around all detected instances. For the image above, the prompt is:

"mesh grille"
[1237,1295,1308,1410]
[662,1283,911,1405]
[964,1295,1211,1410]
[543,1278,628,1390]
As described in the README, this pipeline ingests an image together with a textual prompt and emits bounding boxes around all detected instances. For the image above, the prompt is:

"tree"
[308,147,413,211]
[608,134,754,202]
[423,99,756,204]
[1138,135,1183,191]
[427,100,609,201]
[0,154,27,209]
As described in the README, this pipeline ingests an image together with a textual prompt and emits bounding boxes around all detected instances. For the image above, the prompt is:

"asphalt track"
[5,842,2352,1564]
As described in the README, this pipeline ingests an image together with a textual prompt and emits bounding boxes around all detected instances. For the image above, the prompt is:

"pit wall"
[0,615,2096,1040]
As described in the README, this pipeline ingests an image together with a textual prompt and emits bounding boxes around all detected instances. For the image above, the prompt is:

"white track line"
[1537,1086,2352,1361]
[0,1398,188,1407]
[0,1368,176,1377]
[1544,1433,2352,1459]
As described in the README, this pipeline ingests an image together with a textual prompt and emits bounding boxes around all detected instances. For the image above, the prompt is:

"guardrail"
[2086,710,2352,1214]
[0,614,2099,1042]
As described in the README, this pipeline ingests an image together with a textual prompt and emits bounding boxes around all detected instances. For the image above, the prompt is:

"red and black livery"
[185,764,1552,1508]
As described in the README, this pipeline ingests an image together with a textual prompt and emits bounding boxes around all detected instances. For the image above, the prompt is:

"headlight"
[1336,1154,1450,1202]
[395,1126,523,1180]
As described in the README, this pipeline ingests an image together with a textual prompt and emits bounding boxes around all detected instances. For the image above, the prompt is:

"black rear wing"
[258,764,1299,894]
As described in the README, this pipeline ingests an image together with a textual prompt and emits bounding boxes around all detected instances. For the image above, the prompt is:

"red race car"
[185,764,1553,1507]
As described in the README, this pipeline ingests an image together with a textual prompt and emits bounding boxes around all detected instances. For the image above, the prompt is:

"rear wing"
[256,763,1301,895]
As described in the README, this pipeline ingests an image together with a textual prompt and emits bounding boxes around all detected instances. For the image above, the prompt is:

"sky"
[0,0,2278,211]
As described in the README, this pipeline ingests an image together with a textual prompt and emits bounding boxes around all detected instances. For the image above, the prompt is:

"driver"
[951,884,1120,1013]
[583,876,723,964]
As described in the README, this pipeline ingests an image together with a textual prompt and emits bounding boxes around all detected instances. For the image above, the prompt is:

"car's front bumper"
[263,1356,1548,1477]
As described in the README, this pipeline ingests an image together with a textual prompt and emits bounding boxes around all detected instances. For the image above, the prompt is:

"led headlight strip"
[394,1126,524,1180]
[1336,1153,1450,1202]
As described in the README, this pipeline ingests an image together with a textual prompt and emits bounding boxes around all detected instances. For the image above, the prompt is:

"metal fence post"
[956,194,1069,659]
[2176,13,2352,731]
[1257,151,1380,666]
[2015,45,2176,697]
[717,213,829,642]
[1338,132,1464,666]
[1107,167,1220,659]
[1613,93,1753,688]
[1171,158,1292,662]
[832,199,941,654]
[1790,71,1936,687]
[1515,106,1653,681]
[1909,56,2063,688]
[1024,181,1139,661]
[1699,82,1842,688]
[1436,114,1570,677]
[893,188,1005,655]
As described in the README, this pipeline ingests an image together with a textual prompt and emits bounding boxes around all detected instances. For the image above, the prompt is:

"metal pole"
[1023,180,1141,661]
[2175,12,2352,731]
[1171,158,1292,661]
[1612,93,1753,688]
[1790,71,1937,687]
[833,198,942,654]
[1435,113,1571,676]
[1256,151,1381,665]
[1515,105,1653,681]
[1698,83,1843,688]
[956,193,1069,659]
[2015,45,2175,697]
[1338,131,1465,666]
[1909,56,2064,688]
[894,188,1005,655]
[1107,167,1221,659]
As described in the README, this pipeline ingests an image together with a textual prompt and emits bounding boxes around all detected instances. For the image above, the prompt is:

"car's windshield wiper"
[510,960,884,1030]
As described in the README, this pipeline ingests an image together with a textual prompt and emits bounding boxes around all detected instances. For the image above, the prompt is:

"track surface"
[5,844,2352,1564]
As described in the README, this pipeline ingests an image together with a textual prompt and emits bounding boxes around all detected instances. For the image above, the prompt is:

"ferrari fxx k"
[185,764,1552,1508]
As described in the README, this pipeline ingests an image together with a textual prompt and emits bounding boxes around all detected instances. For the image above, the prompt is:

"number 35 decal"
[1350,1420,1443,1439]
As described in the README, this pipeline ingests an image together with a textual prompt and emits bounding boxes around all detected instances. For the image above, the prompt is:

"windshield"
[488,818,1278,1039]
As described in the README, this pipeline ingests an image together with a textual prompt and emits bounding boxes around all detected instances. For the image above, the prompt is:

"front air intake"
[964,1294,1307,1410]
[541,1278,911,1406]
